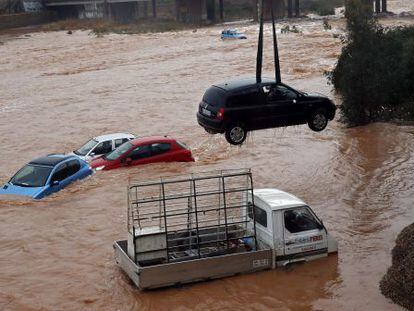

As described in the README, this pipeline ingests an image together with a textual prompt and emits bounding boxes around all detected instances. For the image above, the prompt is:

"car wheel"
[308,109,328,132]
[225,123,247,145]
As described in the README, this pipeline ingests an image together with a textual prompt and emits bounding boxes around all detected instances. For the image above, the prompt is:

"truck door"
[282,206,328,259]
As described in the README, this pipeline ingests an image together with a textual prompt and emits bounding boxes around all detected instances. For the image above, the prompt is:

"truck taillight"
[216,108,224,120]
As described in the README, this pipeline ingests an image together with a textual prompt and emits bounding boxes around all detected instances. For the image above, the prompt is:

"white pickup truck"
[114,170,337,289]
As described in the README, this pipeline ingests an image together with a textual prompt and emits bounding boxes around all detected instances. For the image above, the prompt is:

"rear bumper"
[197,112,225,133]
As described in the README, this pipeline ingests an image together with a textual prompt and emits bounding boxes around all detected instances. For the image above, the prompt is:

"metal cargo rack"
[127,169,258,265]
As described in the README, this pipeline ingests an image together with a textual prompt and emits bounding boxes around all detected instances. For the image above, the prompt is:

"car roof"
[129,136,176,146]
[94,133,135,142]
[253,188,306,211]
[29,154,76,167]
[213,77,275,92]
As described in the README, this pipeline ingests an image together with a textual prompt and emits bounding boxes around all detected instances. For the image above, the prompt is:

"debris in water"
[67,30,73,35]
[380,223,414,310]
[323,19,332,30]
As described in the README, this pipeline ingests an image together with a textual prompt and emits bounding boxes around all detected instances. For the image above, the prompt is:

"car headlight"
[95,166,105,171]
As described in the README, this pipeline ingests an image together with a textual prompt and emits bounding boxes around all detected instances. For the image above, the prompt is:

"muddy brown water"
[1,3,414,310]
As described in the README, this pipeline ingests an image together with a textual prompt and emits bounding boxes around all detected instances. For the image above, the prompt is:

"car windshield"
[105,141,132,160]
[10,164,52,187]
[74,139,98,156]
[176,140,189,150]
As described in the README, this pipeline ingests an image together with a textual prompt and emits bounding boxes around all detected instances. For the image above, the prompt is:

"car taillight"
[216,108,224,120]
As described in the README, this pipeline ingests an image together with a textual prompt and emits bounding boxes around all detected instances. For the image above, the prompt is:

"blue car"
[0,154,92,199]
[221,29,247,40]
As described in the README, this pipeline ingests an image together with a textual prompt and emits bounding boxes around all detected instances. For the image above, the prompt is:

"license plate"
[202,108,211,117]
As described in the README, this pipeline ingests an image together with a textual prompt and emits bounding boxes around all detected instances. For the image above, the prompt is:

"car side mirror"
[51,180,60,187]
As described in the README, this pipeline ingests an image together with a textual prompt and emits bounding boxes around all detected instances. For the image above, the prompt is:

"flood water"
[1,2,414,310]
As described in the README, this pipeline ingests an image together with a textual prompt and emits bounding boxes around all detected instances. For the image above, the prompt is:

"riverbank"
[41,18,200,35]
[380,223,414,310]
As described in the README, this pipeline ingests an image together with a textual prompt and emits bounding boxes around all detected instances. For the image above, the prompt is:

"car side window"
[51,163,70,183]
[93,141,112,155]
[115,138,128,148]
[127,145,151,161]
[273,85,297,100]
[227,88,261,107]
[247,203,268,228]
[284,207,321,233]
[151,143,171,156]
[66,160,81,177]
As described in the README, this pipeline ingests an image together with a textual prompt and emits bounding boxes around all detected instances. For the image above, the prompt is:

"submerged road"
[0,2,414,310]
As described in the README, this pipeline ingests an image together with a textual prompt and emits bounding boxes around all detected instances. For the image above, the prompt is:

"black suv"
[197,77,336,145]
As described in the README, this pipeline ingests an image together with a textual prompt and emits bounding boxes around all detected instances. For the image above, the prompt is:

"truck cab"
[249,188,337,267]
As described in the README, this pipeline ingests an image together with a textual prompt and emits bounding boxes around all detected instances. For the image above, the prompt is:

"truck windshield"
[284,207,322,233]
[106,142,132,160]
[10,164,52,187]
[74,139,98,156]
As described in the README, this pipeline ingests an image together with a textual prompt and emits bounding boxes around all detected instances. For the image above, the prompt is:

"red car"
[90,136,194,171]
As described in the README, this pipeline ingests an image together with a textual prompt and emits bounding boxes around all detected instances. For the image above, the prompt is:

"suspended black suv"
[197,0,336,145]
[197,78,336,145]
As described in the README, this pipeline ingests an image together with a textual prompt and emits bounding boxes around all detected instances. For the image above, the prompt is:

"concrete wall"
[0,11,57,30]
[175,0,206,23]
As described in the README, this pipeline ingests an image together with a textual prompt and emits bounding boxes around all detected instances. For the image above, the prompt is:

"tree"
[329,0,414,125]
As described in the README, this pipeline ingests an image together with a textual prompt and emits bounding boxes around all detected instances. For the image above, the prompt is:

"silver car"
[72,133,135,162]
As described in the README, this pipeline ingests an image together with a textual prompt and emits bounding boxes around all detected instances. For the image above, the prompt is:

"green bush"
[328,0,414,125]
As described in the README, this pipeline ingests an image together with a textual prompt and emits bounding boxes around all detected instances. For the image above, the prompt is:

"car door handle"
[285,241,295,246]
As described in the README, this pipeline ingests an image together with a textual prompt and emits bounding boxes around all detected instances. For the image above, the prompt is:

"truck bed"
[114,240,272,290]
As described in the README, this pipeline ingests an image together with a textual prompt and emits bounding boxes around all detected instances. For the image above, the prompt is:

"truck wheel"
[308,109,328,132]
[225,123,247,145]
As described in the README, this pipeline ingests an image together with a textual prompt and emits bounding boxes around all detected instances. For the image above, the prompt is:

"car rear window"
[202,86,226,107]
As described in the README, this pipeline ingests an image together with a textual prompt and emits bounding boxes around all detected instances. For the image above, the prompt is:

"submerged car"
[221,28,247,39]
[72,133,135,162]
[0,154,92,199]
[90,136,194,171]
[197,78,336,145]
